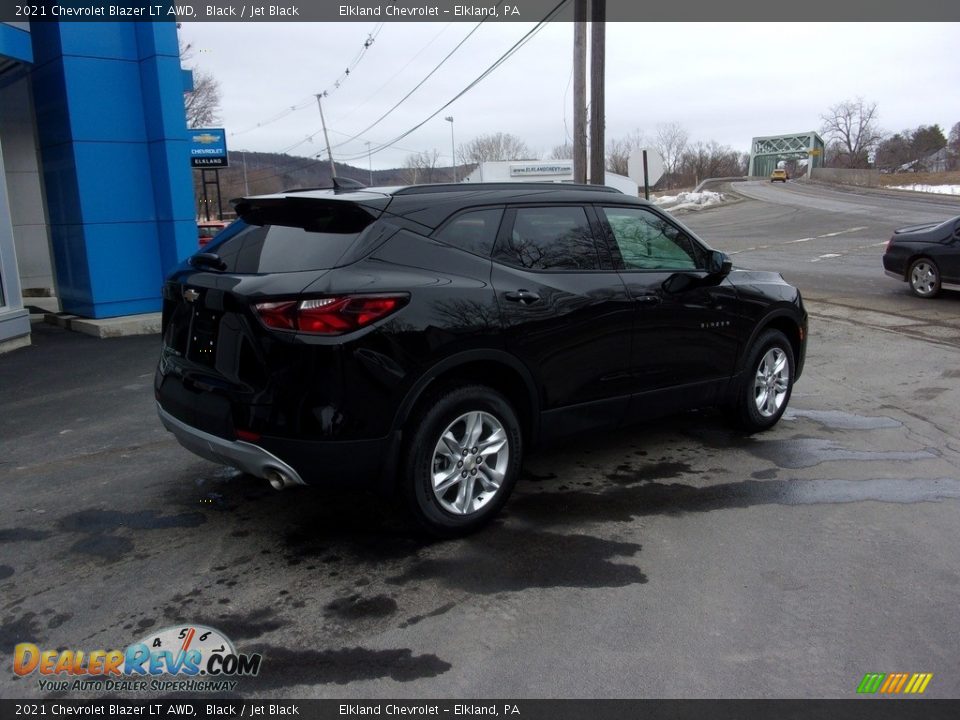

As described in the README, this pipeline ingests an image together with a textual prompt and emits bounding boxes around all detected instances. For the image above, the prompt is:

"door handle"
[504,290,541,305]
[634,294,661,306]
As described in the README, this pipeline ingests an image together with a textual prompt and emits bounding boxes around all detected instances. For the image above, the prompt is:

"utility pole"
[365,141,373,185]
[589,0,605,186]
[573,0,587,184]
[315,92,336,180]
[241,150,249,195]
[445,116,456,182]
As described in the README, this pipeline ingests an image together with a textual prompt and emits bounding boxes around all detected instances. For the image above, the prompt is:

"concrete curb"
[44,312,161,338]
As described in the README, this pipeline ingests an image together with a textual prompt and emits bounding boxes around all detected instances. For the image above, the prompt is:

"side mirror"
[708,250,733,278]
[661,272,697,294]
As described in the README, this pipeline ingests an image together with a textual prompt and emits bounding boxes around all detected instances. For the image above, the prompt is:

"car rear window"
[434,208,504,257]
[205,199,378,273]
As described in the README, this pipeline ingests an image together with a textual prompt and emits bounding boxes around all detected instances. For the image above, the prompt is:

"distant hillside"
[193,150,468,217]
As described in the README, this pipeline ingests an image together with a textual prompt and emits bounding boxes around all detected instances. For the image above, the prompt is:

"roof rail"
[278,186,331,194]
[392,182,622,195]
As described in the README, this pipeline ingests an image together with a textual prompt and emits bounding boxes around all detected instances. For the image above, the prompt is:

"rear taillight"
[253,295,407,335]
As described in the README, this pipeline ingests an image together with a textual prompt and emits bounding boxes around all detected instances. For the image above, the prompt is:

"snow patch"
[889,184,960,195]
[653,190,725,211]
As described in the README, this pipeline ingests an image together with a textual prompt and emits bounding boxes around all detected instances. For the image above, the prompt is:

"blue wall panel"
[29,60,72,149]
[36,142,82,226]
[83,222,161,302]
[31,21,195,319]
[63,57,147,143]
[26,23,63,66]
[140,55,193,140]
[72,142,158,224]
[47,224,90,310]
[0,23,33,63]
[134,22,179,60]
[58,22,138,62]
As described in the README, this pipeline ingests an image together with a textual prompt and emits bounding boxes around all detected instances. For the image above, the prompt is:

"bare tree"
[458,133,534,164]
[605,130,645,176]
[403,149,442,185]
[820,98,882,169]
[180,37,222,128]
[676,141,746,187]
[949,122,960,170]
[653,122,689,175]
[949,122,960,152]
[548,142,574,160]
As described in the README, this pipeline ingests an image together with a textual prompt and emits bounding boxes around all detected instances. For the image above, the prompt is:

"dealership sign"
[189,128,229,168]
[509,163,571,177]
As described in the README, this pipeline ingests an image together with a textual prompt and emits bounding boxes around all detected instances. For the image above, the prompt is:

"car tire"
[402,385,522,537]
[908,257,941,298]
[732,329,795,433]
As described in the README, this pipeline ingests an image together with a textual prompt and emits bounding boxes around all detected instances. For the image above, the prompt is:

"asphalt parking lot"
[2,181,960,699]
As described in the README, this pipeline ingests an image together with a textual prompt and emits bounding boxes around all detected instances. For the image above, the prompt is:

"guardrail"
[693,176,753,192]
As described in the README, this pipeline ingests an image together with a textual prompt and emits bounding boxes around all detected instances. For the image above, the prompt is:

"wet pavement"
[2,309,959,699]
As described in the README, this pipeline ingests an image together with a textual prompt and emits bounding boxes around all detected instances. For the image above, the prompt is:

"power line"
[327,21,487,151]
[331,22,453,125]
[223,2,568,188]
[229,97,315,138]
[274,22,482,158]
[325,22,385,95]
[336,0,570,164]
[228,24,384,139]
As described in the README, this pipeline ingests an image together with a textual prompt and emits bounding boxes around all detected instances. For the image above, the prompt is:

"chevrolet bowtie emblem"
[183,289,200,303]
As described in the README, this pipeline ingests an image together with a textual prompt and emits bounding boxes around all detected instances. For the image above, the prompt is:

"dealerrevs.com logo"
[14,625,262,693]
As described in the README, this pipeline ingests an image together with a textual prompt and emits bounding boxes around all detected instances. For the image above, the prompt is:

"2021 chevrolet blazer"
[156,182,807,536]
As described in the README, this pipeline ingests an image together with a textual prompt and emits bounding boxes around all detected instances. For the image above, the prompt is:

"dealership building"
[0,20,196,353]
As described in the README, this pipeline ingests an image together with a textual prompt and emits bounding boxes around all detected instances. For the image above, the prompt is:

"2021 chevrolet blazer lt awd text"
[156,182,807,536]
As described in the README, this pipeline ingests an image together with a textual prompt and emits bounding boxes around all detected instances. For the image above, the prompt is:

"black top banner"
[2,0,960,22]
[3,700,960,720]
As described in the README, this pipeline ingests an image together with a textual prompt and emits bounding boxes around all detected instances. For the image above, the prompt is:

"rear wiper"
[189,253,227,271]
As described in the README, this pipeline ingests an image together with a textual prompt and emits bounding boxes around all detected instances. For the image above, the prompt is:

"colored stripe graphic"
[857,673,885,693]
[904,673,933,694]
[857,672,932,694]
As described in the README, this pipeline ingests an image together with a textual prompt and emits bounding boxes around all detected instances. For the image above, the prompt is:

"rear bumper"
[157,402,390,488]
[158,403,305,486]
[884,269,904,280]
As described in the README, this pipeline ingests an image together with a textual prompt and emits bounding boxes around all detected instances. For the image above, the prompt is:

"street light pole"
[445,116,456,182]
[366,141,373,186]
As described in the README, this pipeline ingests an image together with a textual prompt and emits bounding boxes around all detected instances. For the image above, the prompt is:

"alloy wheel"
[430,411,510,515]
[910,261,938,297]
[753,347,790,418]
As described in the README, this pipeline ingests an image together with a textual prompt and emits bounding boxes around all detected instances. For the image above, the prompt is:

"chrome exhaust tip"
[265,469,287,491]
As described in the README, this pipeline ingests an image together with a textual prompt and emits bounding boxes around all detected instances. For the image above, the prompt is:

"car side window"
[493,206,601,271]
[434,208,504,258]
[601,206,706,271]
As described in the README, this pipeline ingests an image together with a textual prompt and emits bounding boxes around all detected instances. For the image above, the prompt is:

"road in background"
[683,180,960,324]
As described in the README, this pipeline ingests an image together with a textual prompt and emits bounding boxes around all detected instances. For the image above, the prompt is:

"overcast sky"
[178,22,960,170]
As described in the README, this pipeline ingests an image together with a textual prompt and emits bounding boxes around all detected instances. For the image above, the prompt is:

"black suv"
[156,182,807,535]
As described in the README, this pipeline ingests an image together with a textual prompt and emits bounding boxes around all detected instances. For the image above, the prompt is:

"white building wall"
[462,161,639,196]
[0,75,55,296]
[0,131,31,350]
